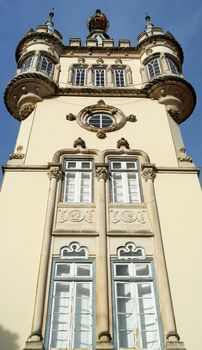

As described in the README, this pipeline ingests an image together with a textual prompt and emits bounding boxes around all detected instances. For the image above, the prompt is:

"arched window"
[46,242,95,350]
[145,57,161,80]
[166,57,179,74]
[21,55,34,72]
[112,242,162,350]
[37,55,54,77]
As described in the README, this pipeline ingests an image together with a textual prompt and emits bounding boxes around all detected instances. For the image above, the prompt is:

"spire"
[145,13,154,37]
[45,9,55,35]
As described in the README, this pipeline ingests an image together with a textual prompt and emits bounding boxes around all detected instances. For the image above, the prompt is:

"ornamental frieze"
[57,208,95,224]
[110,209,147,224]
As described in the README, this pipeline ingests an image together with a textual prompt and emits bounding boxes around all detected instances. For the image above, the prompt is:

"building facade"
[1,9,202,350]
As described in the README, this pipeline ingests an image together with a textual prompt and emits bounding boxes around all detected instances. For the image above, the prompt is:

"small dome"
[88,9,109,33]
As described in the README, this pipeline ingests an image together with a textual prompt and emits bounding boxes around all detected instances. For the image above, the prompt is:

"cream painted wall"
[0,171,49,349]
[154,173,202,350]
[15,96,178,167]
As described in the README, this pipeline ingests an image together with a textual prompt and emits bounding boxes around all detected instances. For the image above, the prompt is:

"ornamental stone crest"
[95,164,109,181]
[142,167,156,182]
[47,166,61,180]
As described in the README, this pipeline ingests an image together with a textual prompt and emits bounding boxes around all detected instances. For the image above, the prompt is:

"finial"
[145,12,154,37]
[145,12,151,22]
[45,8,55,34]
[49,8,54,21]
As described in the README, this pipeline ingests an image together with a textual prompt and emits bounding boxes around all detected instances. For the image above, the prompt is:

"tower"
[1,9,202,350]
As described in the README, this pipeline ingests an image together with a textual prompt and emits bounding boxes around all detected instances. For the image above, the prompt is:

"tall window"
[112,243,162,350]
[114,69,125,87]
[94,68,106,86]
[74,68,86,86]
[166,57,179,75]
[37,55,54,77]
[21,55,34,72]
[46,243,94,350]
[63,159,93,203]
[146,57,161,80]
[110,160,141,203]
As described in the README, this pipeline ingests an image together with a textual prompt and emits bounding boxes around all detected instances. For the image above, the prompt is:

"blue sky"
[0,0,201,182]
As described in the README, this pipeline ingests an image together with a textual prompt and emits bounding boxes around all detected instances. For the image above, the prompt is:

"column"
[95,163,113,350]
[24,166,61,350]
[142,166,185,350]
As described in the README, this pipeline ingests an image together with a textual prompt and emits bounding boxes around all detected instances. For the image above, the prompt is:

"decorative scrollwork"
[66,113,76,121]
[117,138,130,149]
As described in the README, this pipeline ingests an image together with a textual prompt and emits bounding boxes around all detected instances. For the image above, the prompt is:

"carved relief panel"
[108,206,152,235]
[54,205,96,234]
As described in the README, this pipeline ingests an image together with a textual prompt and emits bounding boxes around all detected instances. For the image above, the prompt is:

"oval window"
[88,113,114,128]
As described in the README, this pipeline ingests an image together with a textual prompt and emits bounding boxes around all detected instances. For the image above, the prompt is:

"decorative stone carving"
[117,138,130,149]
[111,209,147,224]
[95,164,109,181]
[178,147,192,162]
[78,57,86,64]
[167,106,181,122]
[96,57,104,64]
[47,167,61,180]
[127,114,137,122]
[96,130,106,139]
[9,145,25,160]
[97,99,105,105]
[73,137,86,149]
[142,167,156,182]
[57,208,95,224]
[66,113,76,121]
[114,58,122,65]
[19,102,35,119]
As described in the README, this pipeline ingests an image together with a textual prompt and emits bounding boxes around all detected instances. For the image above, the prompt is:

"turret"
[4,11,63,120]
[137,15,196,123]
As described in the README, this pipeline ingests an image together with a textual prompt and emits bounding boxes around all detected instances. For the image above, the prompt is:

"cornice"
[15,32,64,62]
[56,86,147,97]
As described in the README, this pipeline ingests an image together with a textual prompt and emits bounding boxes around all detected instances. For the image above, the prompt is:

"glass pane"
[126,162,136,169]
[51,330,68,348]
[138,283,152,298]
[118,330,135,348]
[74,331,91,348]
[76,282,91,299]
[116,283,131,297]
[111,162,122,169]
[76,264,91,277]
[118,313,134,330]
[136,264,150,277]
[81,162,91,169]
[115,264,129,276]
[74,314,92,331]
[66,161,77,169]
[56,264,71,277]
[141,330,159,349]
[141,315,157,331]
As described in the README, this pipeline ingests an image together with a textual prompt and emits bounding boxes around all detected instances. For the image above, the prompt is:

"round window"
[87,113,114,128]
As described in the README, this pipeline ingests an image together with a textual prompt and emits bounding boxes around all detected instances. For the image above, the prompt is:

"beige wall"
[0,171,49,349]
[155,173,202,350]
[15,96,178,167]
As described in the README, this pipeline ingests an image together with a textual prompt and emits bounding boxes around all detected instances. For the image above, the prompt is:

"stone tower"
[1,9,202,350]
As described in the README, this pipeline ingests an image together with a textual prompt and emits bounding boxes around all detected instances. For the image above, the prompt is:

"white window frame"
[146,57,161,80]
[47,258,95,350]
[166,57,179,75]
[21,55,34,72]
[112,258,162,350]
[110,159,141,203]
[114,69,126,87]
[94,68,106,86]
[37,55,54,77]
[74,68,86,86]
[63,159,93,203]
